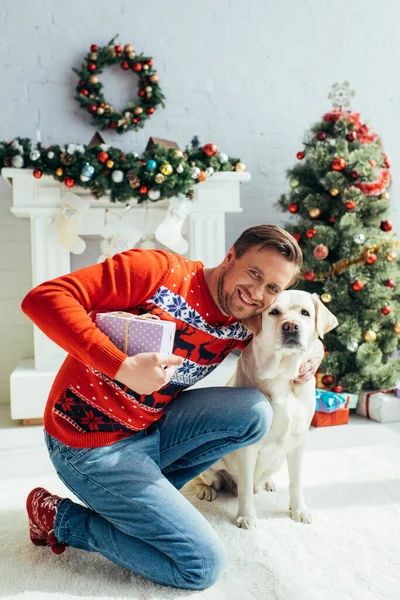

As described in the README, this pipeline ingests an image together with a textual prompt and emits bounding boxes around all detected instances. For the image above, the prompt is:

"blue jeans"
[44,386,272,590]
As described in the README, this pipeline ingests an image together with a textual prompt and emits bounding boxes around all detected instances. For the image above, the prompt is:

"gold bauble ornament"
[104,105,113,116]
[106,160,114,169]
[330,188,340,196]
[309,208,321,218]
[128,51,136,59]
[235,162,246,172]
[96,107,104,115]
[386,250,397,263]
[155,173,165,183]
[321,293,332,303]
[89,52,98,60]
[88,75,99,85]
[145,86,152,93]
[364,329,377,342]
[133,106,143,115]
[55,168,63,176]
[175,149,184,159]
[290,178,299,188]
[160,164,173,176]
[124,44,134,54]
[108,48,116,57]
[393,322,400,334]
[149,73,159,84]
[381,192,390,201]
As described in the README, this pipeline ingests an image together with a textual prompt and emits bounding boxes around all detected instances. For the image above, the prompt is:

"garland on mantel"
[0,138,246,204]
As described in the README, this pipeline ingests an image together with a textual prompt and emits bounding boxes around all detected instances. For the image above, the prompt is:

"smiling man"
[22,224,323,591]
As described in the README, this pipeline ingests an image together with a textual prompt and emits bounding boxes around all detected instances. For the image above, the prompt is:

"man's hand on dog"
[294,338,325,384]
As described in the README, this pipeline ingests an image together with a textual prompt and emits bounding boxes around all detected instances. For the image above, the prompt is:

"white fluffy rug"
[1,444,400,600]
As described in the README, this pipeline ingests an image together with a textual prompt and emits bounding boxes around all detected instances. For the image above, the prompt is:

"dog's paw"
[235,514,258,529]
[264,479,276,492]
[193,483,218,502]
[289,508,312,524]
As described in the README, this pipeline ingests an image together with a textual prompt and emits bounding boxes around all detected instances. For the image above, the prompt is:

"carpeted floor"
[1,414,400,600]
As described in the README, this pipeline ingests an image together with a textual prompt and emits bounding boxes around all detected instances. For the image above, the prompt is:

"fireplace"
[3,168,250,419]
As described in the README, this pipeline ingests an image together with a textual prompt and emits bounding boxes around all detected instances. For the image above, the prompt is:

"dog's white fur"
[190,290,338,529]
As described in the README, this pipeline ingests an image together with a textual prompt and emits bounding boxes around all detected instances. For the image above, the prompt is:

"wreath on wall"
[73,36,165,135]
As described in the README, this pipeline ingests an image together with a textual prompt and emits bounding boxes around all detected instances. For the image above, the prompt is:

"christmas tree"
[277,83,400,392]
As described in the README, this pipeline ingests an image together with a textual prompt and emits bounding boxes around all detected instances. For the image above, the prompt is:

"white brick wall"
[1,0,399,404]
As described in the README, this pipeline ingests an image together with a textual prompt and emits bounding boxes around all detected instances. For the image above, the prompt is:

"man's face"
[217,245,299,319]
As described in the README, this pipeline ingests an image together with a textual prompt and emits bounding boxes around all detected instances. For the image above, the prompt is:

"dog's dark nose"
[282,321,299,333]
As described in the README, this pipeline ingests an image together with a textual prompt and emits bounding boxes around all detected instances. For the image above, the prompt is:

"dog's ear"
[312,293,338,339]
[242,313,262,337]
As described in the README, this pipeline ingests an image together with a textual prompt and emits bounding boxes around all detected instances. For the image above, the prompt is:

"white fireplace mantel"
[3,168,250,419]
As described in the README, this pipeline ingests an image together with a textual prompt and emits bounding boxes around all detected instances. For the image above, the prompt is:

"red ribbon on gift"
[365,389,394,419]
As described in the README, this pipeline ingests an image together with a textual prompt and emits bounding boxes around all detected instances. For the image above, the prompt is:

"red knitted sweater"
[21,249,252,448]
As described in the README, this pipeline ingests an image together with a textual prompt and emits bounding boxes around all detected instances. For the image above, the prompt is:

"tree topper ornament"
[328,81,355,110]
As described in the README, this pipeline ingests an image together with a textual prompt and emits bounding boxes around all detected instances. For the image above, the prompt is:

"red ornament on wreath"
[380,220,393,232]
[345,200,356,210]
[306,228,317,239]
[139,186,148,195]
[288,203,299,213]
[317,131,327,141]
[132,62,143,72]
[313,244,329,260]
[365,253,377,265]
[98,151,109,163]
[64,177,75,188]
[304,271,315,281]
[88,63,96,72]
[296,151,305,160]
[331,157,346,171]
[90,44,98,52]
[352,279,364,292]
[321,375,334,386]
[121,61,129,70]
[203,143,218,157]
[33,169,43,179]
[381,305,391,315]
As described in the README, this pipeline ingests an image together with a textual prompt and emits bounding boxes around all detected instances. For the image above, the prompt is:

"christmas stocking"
[98,218,142,262]
[53,192,91,255]
[155,197,192,255]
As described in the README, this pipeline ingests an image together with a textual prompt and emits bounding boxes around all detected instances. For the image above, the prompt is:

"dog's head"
[244,290,338,355]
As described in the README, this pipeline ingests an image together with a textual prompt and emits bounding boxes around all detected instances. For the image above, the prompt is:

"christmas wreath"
[73,36,165,135]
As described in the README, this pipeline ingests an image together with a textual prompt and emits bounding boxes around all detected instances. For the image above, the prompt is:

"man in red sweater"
[24,224,323,589]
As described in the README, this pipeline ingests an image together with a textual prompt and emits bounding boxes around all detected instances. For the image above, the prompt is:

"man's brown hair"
[232,224,303,286]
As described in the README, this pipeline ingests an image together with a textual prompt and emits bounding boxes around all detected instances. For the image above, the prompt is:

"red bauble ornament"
[385,279,396,288]
[64,177,75,188]
[352,279,364,292]
[365,253,377,265]
[380,220,393,232]
[100,102,105,107]
[304,271,315,281]
[133,118,140,124]
[350,170,360,179]
[33,169,42,179]
[369,159,377,167]
[88,63,97,72]
[132,62,143,72]
[88,104,97,113]
[296,151,305,160]
[138,90,145,97]
[121,61,129,70]
[139,186,148,195]
[346,131,357,141]
[98,152,109,163]
[203,143,218,157]
[327,216,336,225]
[306,228,317,239]
[333,385,343,393]
[288,203,299,213]
[291,233,301,243]
[147,107,155,115]
[90,44,98,52]
[109,122,117,129]
[146,60,153,67]
[81,89,89,96]
[321,375,334,386]
[345,200,356,210]
[381,304,391,315]
[317,131,327,141]
[313,244,329,260]
[331,157,346,171]
[114,45,122,53]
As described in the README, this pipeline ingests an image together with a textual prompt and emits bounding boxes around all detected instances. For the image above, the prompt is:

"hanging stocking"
[155,197,192,255]
[53,192,91,254]
[98,208,142,263]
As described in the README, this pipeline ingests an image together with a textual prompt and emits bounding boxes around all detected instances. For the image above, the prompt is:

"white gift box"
[356,390,400,423]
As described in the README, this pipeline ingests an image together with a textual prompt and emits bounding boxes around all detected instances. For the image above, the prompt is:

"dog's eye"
[269,309,280,315]
[301,309,310,317]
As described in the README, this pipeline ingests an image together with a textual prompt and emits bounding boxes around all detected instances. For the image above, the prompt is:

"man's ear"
[222,247,235,268]
[242,313,262,337]
[312,293,338,339]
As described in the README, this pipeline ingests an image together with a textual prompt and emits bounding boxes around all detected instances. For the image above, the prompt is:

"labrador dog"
[190,290,338,529]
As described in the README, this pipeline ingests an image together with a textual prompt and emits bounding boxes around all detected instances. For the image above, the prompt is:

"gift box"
[356,390,400,423]
[315,389,346,413]
[96,311,176,356]
[311,397,350,428]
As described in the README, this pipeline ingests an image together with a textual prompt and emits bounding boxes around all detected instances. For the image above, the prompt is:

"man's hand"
[115,352,184,395]
[294,339,325,384]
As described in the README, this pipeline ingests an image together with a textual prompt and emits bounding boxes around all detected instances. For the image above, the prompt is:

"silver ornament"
[148,189,161,201]
[76,145,86,154]
[176,164,184,174]
[218,152,228,163]
[11,155,24,168]
[11,140,20,150]
[111,170,124,183]
[347,340,359,352]
[30,150,41,161]
[353,233,366,245]
[47,151,55,159]
[206,167,214,176]
[191,166,201,179]
[67,143,77,154]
